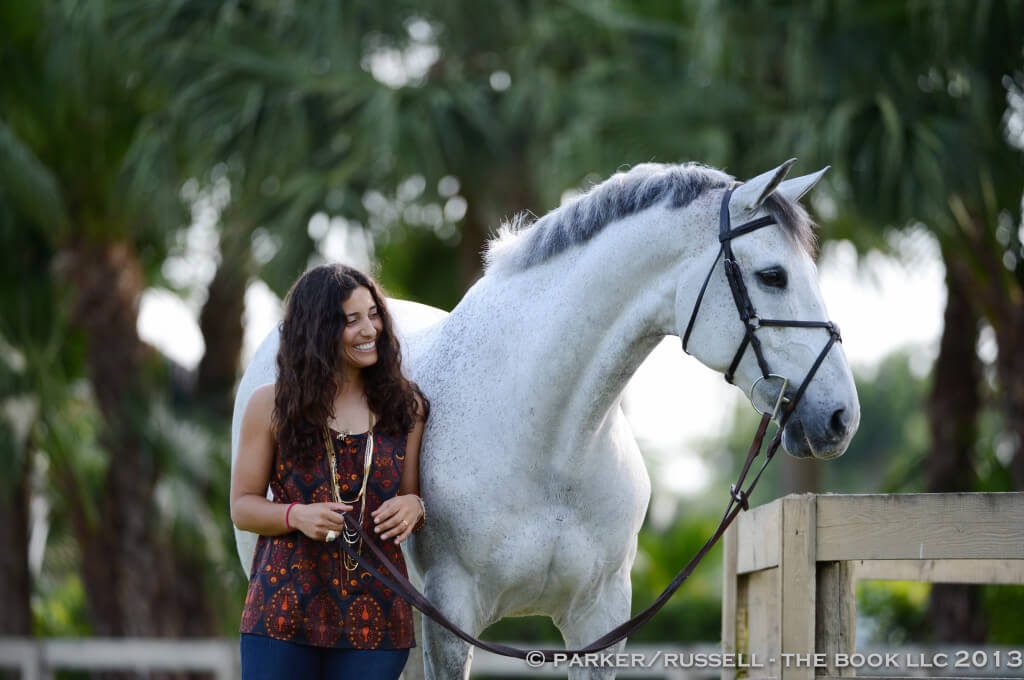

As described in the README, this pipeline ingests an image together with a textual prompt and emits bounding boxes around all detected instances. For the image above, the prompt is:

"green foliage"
[983,585,1024,643]
[31,503,92,638]
[0,1,185,260]
[857,580,930,645]
[827,350,932,494]
[145,398,252,634]
[480,615,562,646]
[4,0,1024,646]
[33,569,91,637]
[629,515,722,642]
[857,582,1024,645]
[376,227,463,311]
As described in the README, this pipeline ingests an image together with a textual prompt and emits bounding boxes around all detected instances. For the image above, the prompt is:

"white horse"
[231,160,860,679]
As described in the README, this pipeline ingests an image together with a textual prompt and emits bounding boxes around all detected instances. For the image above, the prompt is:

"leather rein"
[333,185,843,662]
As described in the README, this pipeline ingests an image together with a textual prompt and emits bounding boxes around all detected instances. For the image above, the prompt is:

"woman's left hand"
[372,494,423,544]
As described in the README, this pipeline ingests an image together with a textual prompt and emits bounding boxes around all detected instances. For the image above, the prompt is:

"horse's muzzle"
[781,403,857,460]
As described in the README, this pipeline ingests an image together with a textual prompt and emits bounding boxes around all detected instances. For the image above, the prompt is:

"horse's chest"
[466,503,635,614]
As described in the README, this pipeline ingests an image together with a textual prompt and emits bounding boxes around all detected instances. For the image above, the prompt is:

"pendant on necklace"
[336,430,350,441]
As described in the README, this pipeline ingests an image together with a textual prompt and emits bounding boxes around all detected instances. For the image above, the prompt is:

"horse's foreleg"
[421,566,486,680]
[555,569,632,680]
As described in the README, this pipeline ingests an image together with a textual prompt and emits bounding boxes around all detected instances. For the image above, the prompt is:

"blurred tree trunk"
[458,151,536,290]
[458,203,490,290]
[196,226,251,417]
[953,209,1024,491]
[0,441,32,635]
[779,456,820,495]
[61,241,216,645]
[982,253,1024,492]
[998,310,1024,490]
[926,261,980,492]
[925,258,985,642]
[62,241,159,636]
[179,233,249,643]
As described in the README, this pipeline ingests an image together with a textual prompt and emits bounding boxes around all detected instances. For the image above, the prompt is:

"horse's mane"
[484,162,817,273]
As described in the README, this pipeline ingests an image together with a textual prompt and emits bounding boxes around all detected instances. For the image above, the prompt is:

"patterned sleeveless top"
[240,428,415,649]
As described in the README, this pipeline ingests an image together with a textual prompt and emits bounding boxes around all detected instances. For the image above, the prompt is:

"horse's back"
[389,298,451,351]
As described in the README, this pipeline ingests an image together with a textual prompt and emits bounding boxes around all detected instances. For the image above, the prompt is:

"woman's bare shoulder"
[244,383,277,423]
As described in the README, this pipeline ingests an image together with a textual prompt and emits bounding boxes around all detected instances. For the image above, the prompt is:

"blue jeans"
[240,634,411,680]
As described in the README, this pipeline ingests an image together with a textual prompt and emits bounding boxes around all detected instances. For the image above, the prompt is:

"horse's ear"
[776,166,830,203]
[732,159,798,212]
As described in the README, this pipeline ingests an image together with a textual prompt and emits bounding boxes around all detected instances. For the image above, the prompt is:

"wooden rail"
[0,638,240,680]
[721,493,1024,680]
[0,639,720,679]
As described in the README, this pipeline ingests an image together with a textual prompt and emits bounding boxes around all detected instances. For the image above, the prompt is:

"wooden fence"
[0,638,239,680]
[6,493,1023,679]
[0,640,720,679]
[721,493,1024,680]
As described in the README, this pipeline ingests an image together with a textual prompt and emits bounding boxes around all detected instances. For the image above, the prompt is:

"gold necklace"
[324,412,374,578]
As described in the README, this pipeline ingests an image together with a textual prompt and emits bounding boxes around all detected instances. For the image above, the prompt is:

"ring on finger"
[401,519,409,528]
[325,530,338,542]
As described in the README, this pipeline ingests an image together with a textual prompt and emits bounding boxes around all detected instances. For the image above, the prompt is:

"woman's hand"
[372,495,423,544]
[290,502,352,541]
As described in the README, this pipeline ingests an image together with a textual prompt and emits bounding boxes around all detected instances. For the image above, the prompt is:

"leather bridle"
[683,183,842,428]
[329,184,846,663]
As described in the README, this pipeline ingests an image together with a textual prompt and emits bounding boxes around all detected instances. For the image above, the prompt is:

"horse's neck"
[492,205,707,453]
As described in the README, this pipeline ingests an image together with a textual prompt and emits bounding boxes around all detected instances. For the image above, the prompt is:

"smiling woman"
[229,263,429,680]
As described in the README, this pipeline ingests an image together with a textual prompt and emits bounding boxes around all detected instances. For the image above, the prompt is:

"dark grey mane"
[484,162,817,273]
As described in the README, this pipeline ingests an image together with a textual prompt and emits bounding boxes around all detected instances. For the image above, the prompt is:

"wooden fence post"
[778,495,816,680]
[722,521,738,680]
[815,561,855,677]
[724,492,1024,680]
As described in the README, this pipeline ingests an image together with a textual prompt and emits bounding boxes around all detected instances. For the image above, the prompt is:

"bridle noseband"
[682,183,842,427]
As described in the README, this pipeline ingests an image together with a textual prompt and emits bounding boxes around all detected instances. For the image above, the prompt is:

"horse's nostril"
[828,408,848,438]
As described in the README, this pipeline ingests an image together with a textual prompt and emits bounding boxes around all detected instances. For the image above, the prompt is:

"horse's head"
[675,160,859,460]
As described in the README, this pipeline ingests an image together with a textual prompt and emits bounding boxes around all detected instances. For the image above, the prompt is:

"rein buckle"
[729,484,750,511]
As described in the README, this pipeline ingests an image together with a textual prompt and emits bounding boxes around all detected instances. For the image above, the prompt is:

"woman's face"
[340,286,383,371]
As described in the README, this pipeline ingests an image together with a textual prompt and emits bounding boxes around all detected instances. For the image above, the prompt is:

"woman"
[231,264,427,680]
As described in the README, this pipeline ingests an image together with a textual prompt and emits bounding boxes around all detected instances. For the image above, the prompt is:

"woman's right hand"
[290,502,353,541]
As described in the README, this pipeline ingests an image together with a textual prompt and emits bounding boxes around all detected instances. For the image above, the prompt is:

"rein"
[337,413,777,662]
[333,185,843,662]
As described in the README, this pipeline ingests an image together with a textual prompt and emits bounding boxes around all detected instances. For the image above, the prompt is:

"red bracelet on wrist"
[285,502,299,530]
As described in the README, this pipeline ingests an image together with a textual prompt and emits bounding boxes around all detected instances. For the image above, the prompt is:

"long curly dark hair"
[273,264,428,465]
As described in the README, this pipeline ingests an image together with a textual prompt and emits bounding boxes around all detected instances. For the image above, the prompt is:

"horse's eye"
[756,267,788,289]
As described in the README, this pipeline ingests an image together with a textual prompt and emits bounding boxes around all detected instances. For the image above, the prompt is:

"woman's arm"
[372,395,426,543]
[230,383,350,539]
[398,399,424,497]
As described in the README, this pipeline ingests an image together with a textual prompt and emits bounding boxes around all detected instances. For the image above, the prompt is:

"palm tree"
[0,0,220,638]
[612,0,1022,639]
[112,0,754,427]
[739,0,1024,641]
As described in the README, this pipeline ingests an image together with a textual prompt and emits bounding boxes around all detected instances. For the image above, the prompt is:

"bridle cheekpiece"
[682,183,842,427]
